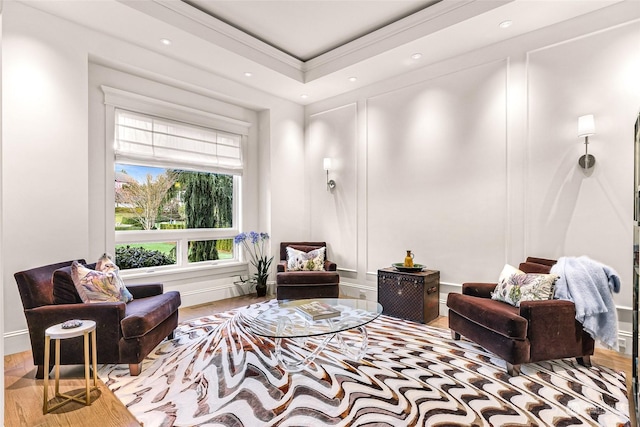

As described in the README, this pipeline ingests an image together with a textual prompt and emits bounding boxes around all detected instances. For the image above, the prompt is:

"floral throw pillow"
[71,254,133,303]
[491,264,558,307]
[286,246,326,271]
[96,253,133,302]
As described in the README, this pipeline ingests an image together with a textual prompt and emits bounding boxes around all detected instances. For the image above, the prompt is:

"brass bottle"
[404,250,414,268]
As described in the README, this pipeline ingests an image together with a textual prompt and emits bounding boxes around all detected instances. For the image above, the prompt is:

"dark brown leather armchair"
[15,260,181,378]
[276,242,340,300]
[446,257,594,376]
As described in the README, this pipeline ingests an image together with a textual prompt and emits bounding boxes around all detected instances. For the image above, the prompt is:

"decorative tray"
[391,263,426,272]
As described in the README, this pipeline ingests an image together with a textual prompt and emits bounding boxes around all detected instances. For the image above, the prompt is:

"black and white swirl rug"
[99,300,630,427]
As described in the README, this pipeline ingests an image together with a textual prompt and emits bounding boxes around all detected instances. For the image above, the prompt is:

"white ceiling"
[183,0,441,61]
[21,0,625,105]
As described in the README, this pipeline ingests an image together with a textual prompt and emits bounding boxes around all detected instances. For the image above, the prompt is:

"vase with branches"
[234,231,273,297]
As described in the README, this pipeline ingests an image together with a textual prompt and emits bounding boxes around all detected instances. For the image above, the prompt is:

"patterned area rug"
[99,300,630,427]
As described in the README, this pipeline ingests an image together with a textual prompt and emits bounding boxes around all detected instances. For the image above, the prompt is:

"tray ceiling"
[21,0,629,104]
[183,0,441,61]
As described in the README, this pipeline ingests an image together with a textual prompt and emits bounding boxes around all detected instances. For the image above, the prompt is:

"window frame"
[103,86,250,275]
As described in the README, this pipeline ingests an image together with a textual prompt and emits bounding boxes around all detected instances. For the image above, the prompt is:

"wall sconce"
[577,114,596,169]
[323,158,336,191]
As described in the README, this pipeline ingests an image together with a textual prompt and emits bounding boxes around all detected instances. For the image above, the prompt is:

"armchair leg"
[576,355,591,368]
[129,363,141,376]
[451,331,460,340]
[35,365,48,379]
[168,331,175,340]
[506,362,521,376]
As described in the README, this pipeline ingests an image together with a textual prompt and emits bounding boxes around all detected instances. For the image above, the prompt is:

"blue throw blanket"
[550,256,621,350]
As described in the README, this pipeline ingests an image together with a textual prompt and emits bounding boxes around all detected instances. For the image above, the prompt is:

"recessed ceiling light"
[300,94,309,99]
[411,53,422,60]
[499,20,513,29]
[160,38,172,46]
[348,76,358,82]
[244,72,253,77]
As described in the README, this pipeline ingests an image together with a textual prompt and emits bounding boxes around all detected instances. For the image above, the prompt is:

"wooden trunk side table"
[377,268,440,323]
[43,320,98,414]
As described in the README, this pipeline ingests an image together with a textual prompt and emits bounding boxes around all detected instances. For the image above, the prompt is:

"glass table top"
[247,298,383,339]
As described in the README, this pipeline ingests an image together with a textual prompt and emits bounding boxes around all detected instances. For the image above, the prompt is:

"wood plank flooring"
[5,294,636,426]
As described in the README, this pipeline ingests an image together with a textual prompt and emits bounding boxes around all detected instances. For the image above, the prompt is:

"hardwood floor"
[5,295,636,426]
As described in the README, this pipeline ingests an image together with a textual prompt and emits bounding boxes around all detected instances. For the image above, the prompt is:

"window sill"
[120,261,249,282]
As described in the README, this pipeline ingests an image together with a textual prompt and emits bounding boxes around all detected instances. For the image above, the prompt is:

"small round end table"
[43,320,98,414]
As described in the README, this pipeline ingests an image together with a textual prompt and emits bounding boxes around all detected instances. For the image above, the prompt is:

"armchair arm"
[127,283,163,299]
[24,302,126,365]
[519,299,576,325]
[324,260,337,271]
[461,282,497,298]
[26,302,126,326]
[519,299,589,361]
[277,260,287,273]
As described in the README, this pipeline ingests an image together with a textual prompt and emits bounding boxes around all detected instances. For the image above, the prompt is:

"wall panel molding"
[365,59,510,282]
[307,103,359,271]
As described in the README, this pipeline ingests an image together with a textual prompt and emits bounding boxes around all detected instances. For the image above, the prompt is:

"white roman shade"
[115,109,243,175]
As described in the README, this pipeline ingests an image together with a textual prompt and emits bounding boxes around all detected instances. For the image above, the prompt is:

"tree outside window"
[115,163,235,269]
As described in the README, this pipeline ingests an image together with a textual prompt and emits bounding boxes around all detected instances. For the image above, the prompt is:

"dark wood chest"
[377,268,440,323]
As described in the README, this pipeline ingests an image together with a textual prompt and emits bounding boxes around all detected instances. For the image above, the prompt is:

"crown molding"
[118,0,306,82]
[303,0,512,82]
[119,0,513,84]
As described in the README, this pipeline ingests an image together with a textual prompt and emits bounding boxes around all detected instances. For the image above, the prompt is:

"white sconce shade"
[577,114,596,169]
[578,115,595,137]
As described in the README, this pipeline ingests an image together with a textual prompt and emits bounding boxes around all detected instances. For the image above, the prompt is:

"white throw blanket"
[550,256,621,350]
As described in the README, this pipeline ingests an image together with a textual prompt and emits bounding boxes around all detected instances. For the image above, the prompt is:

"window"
[111,105,245,271]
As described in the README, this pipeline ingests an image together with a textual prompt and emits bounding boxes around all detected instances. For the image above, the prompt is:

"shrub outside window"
[114,163,238,270]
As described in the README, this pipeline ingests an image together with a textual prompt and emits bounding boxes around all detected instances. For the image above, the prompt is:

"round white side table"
[43,320,98,414]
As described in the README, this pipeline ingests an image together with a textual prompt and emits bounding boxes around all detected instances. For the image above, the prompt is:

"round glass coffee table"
[248,298,383,372]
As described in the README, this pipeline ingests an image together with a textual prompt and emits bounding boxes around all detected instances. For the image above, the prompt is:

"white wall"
[266,102,307,270]
[366,60,508,283]
[305,4,640,350]
[2,2,91,355]
[0,8,5,418]
[1,2,305,355]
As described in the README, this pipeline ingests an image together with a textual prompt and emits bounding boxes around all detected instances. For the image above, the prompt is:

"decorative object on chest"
[377,268,440,323]
[404,250,414,267]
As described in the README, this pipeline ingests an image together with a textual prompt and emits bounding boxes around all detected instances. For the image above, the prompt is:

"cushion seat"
[447,293,527,339]
[121,291,181,339]
[276,270,339,285]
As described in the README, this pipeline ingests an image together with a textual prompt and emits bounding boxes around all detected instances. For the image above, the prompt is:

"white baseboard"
[178,283,264,307]
[4,329,30,356]
[617,329,633,356]
[338,281,374,300]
